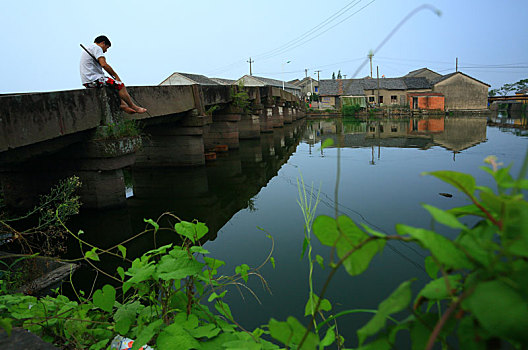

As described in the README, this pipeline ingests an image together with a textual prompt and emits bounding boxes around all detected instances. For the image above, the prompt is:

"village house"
[159,72,220,86]
[317,68,490,111]
[289,77,319,99]
[236,75,301,97]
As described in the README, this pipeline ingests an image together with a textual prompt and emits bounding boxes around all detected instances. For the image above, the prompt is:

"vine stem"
[425,288,474,350]
[297,235,412,349]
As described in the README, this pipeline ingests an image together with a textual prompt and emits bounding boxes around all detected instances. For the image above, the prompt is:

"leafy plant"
[342,104,362,116]
[264,154,528,349]
[95,120,142,140]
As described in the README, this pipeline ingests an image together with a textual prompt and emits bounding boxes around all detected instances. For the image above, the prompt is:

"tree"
[332,72,336,80]
[494,78,528,96]
[337,70,342,79]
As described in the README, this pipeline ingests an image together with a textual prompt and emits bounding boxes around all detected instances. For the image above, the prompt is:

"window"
[379,96,384,104]
[391,126,398,132]
[314,86,318,93]
[391,95,397,103]
[369,126,376,132]
[368,96,375,102]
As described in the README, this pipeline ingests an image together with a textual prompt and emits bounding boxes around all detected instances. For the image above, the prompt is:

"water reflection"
[65,115,528,347]
[305,117,487,152]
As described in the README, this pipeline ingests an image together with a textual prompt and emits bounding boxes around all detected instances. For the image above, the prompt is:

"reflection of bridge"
[67,121,306,261]
[0,85,305,209]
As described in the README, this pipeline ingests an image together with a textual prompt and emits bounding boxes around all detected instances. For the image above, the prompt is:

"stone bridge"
[0,84,305,209]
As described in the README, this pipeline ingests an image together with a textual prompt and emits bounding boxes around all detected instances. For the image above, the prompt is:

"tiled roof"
[403,77,432,89]
[210,77,236,85]
[433,71,490,87]
[361,77,407,90]
[240,75,300,90]
[404,67,441,78]
[319,79,364,96]
[178,73,220,85]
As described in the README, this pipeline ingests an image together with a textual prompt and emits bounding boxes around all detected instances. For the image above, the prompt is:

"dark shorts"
[83,77,124,91]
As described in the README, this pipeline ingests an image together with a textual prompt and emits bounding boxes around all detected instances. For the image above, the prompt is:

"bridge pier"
[272,101,285,128]
[203,106,241,151]
[239,112,261,140]
[135,115,206,167]
[260,101,274,133]
[283,103,293,124]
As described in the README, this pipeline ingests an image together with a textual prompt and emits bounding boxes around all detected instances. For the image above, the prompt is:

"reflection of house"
[160,72,220,86]
[236,75,301,96]
[433,117,487,152]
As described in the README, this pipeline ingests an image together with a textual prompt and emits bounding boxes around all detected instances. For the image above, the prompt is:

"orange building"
[408,92,445,111]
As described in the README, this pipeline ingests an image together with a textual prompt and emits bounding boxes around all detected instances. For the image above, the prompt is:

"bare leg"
[118,87,147,114]
[120,100,136,114]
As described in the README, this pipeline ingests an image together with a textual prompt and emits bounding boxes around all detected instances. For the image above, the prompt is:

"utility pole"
[368,51,374,78]
[305,69,308,78]
[314,70,321,83]
[456,57,458,72]
[247,57,254,76]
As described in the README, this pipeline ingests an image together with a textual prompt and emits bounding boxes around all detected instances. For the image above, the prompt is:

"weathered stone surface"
[82,135,142,158]
[0,328,58,350]
[283,107,293,124]
[136,134,205,167]
[77,169,127,208]
[239,114,260,139]
[272,105,284,128]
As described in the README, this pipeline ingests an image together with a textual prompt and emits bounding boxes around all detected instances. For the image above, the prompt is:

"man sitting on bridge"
[80,35,147,114]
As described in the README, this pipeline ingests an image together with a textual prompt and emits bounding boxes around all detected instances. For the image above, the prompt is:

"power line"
[257,0,376,62]
[253,0,364,60]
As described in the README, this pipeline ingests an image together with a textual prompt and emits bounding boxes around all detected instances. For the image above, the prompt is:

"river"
[67,114,528,347]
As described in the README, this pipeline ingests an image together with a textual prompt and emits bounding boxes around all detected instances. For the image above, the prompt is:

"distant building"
[431,72,490,110]
[210,77,236,85]
[404,68,443,83]
[236,75,301,96]
[317,68,489,111]
[289,77,319,99]
[160,72,220,86]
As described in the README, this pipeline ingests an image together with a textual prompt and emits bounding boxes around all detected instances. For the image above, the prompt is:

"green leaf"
[85,247,100,261]
[319,326,336,349]
[114,301,142,335]
[235,264,250,283]
[301,237,309,259]
[313,215,339,246]
[208,290,227,302]
[354,337,391,350]
[143,218,159,233]
[315,255,324,269]
[463,280,528,342]
[424,256,439,279]
[117,245,127,260]
[457,316,486,350]
[190,246,209,254]
[304,293,332,317]
[187,324,220,339]
[424,170,476,196]
[422,204,466,229]
[396,224,473,270]
[270,257,276,269]
[157,322,200,350]
[123,262,156,293]
[92,284,116,313]
[132,319,163,350]
[417,274,461,301]
[156,249,204,281]
[116,266,125,281]
[0,318,12,336]
[321,138,334,150]
[215,301,233,320]
[448,204,487,219]
[357,280,413,346]
[174,221,209,243]
[268,317,319,349]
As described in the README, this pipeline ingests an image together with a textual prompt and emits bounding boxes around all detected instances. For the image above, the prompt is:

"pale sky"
[1,0,526,94]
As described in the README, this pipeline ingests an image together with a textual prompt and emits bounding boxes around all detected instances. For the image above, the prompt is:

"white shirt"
[80,44,105,84]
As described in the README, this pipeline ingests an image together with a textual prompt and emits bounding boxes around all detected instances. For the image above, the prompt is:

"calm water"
[69,115,528,347]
